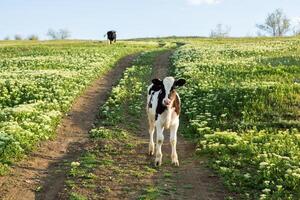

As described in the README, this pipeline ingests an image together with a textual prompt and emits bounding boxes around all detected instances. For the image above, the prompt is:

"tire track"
[0,54,137,200]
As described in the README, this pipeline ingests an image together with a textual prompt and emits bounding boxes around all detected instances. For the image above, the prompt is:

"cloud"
[187,0,223,5]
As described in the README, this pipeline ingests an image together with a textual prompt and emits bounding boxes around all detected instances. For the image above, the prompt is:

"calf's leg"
[155,123,164,166]
[170,118,179,166]
[148,119,155,155]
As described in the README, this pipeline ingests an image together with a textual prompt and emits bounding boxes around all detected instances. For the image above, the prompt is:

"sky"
[1,0,300,40]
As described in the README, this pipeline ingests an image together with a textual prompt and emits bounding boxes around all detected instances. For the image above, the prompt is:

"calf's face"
[152,77,186,107]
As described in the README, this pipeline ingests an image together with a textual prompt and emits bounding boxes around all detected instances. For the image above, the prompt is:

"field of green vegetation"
[171,37,300,199]
[0,40,157,174]
[1,37,300,199]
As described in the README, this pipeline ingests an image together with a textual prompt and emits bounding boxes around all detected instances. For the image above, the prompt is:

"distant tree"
[256,31,265,37]
[4,36,10,40]
[210,24,231,38]
[256,9,290,36]
[14,34,22,40]
[47,28,71,40]
[59,29,71,39]
[28,34,39,40]
[47,29,57,39]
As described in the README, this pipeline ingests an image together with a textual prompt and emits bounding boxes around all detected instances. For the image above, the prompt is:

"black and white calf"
[146,77,186,166]
[106,30,116,44]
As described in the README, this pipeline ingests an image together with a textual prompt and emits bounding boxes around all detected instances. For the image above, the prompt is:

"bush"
[14,35,22,40]
[27,34,39,40]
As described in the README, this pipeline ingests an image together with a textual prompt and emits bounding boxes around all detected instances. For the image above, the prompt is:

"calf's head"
[152,77,186,107]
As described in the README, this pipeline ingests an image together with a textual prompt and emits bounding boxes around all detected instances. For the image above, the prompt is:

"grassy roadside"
[60,48,169,200]
[171,38,300,199]
[0,41,159,175]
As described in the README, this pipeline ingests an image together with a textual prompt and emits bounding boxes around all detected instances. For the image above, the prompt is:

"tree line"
[3,28,71,41]
[210,9,300,38]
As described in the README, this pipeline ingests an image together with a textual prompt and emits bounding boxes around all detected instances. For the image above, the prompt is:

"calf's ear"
[175,79,186,87]
[152,79,162,85]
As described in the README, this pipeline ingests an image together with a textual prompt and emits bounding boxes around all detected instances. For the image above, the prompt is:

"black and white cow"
[106,30,116,44]
[146,77,186,166]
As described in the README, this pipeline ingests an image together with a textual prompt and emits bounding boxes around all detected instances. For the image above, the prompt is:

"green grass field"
[0,37,300,199]
[171,37,300,199]
[0,40,157,174]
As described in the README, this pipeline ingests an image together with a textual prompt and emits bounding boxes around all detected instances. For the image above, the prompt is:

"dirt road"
[0,54,137,200]
[0,50,231,200]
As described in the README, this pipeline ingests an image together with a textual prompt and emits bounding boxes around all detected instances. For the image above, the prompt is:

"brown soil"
[150,51,231,200]
[0,54,137,200]
[66,50,232,200]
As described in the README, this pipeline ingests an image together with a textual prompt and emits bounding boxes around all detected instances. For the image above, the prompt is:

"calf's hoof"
[155,157,162,167]
[148,147,154,156]
[172,159,179,166]
[148,145,155,156]
[148,150,154,156]
[171,154,179,166]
